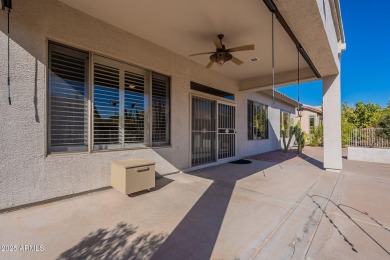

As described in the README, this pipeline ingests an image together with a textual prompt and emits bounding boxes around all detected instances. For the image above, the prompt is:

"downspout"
[7,7,11,104]
[2,0,12,104]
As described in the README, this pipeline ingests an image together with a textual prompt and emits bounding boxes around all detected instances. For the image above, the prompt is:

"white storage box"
[111,159,155,195]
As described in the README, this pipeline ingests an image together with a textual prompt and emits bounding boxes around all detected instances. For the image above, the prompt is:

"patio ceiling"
[59,0,317,88]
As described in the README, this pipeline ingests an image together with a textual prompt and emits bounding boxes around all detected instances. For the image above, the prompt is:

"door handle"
[137,167,150,172]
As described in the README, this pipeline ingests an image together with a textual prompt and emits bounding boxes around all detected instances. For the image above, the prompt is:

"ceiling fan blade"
[231,56,244,65]
[189,52,214,57]
[206,60,214,68]
[213,39,222,49]
[227,44,255,52]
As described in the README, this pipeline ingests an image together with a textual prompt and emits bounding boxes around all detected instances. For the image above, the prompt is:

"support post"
[322,74,342,171]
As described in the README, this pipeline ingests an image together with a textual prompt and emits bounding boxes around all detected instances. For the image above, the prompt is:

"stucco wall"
[236,92,296,157]
[348,147,390,164]
[0,0,295,209]
[300,110,321,134]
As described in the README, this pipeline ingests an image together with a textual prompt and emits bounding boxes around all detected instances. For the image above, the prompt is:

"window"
[280,111,291,137]
[92,56,150,150]
[309,115,315,127]
[248,101,268,140]
[309,115,315,133]
[48,43,89,153]
[152,73,170,146]
[48,42,170,153]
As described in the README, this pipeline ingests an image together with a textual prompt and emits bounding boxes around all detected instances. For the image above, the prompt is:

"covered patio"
[1,148,389,259]
[55,0,345,171]
[0,0,346,211]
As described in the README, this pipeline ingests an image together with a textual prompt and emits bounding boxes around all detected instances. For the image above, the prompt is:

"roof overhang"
[59,0,344,90]
[273,0,343,77]
[301,104,323,114]
[262,89,298,107]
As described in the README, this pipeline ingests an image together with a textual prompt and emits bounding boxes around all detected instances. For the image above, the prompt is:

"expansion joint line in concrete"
[251,170,325,258]
[303,171,342,258]
[330,212,390,230]
[236,185,314,211]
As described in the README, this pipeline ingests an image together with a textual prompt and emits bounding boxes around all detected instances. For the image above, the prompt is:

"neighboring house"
[299,104,323,134]
[0,0,345,209]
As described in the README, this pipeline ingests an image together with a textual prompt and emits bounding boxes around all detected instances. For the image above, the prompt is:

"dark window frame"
[248,100,269,140]
[280,110,291,137]
[152,72,171,147]
[309,115,315,133]
[309,115,315,127]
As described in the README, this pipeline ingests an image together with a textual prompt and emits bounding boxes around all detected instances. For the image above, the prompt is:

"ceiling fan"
[189,34,255,68]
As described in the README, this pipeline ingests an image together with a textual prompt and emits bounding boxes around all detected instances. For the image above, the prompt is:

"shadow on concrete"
[57,222,166,260]
[151,161,277,259]
[129,175,174,198]
[303,154,324,169]
[249,148,324,170]
[309,195,390,255]
[151,123,311,258]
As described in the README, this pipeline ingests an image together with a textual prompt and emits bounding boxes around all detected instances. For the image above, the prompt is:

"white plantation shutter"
[93,63,121,149]
[124,71,145,144]
[48,43,89,152]
[152,73,170,146]
[48,43,171,153]
[92,56,150,150]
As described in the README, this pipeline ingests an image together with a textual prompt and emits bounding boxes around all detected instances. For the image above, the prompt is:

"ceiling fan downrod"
[217,34,225,50]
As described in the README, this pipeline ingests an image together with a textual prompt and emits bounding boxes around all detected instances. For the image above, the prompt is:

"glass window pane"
[92,56,151,150]
[124,70,145,145]
[248,101,268,140]
[93,63,121,150]
[310,115,315,127]
[281,111,291,137]
[48,42,89,153]
[152,73,170,146]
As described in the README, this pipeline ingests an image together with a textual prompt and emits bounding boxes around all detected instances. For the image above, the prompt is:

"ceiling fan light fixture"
[224,52,233,62]
[210,52,232,66]
[216,59,225,66]
[191,34,254,68]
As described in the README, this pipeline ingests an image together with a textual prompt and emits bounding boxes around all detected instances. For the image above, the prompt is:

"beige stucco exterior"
[0,0,300,209]
[0,0,345,209]
[299,106,323,134]
[323,74,342,171]
[275,0,345,171]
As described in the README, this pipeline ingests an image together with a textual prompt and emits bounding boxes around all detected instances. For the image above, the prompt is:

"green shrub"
[309,124,323,146]
[342,121,355,147]
[294,122,306,154]
[378,114,390,139]
[281,125,295,153]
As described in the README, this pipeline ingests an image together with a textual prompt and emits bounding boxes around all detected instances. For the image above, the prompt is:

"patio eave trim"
[263,0,321,79]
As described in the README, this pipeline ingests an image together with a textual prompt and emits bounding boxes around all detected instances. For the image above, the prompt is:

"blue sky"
[278,0,390,108]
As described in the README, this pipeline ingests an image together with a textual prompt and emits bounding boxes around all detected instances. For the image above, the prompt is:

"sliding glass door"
[191,96,236,166]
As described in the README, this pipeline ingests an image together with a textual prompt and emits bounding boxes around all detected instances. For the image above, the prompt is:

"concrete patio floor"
[1,147,390,259]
